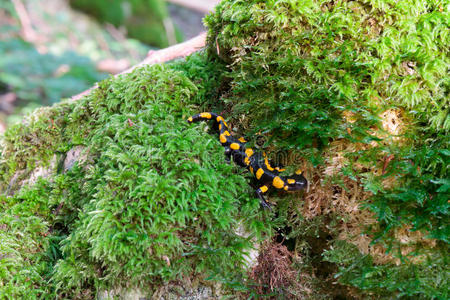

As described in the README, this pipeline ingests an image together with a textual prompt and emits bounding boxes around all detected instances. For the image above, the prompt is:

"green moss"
[0,58,268,297]
[204,0,449,298]
[0,179,56,298]
[54,95,264,293]
[206,0,448,147]
[0,103,72,190]
[1,1,448,298]
[323,240,449,298]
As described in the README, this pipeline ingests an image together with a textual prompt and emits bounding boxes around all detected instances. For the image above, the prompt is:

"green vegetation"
[323,240,449,298]
[204,0,449,297]
[0,38,106,106]
[0,0,148,127]
[70,0,182,47]
[0,59,268,298]
[0,0,448,298]
[0,180,55,298]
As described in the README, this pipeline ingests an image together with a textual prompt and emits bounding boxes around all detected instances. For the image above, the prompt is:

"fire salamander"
[188,112,307,209]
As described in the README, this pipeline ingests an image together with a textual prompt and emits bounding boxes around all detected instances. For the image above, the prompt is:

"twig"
[70,32,207,102]
[11,0,37,42]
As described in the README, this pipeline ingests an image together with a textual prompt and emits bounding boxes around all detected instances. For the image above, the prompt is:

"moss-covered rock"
[204,0,449,298]
[0,56,267,298]
[1,0,449,299]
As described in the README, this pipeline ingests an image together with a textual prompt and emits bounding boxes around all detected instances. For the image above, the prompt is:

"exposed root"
[249,241,311,299]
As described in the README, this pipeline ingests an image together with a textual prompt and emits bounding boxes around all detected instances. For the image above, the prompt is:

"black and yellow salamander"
[188,112,307,209]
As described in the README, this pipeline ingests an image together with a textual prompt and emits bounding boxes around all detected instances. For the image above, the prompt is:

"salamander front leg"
[224,147,232,163]
[255,185,271,210]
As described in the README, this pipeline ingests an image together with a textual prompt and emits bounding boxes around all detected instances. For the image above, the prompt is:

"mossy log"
[1,1,448,299]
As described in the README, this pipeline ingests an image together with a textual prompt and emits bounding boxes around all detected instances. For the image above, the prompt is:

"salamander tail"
[187,112,219,123]
[187,112,229,131]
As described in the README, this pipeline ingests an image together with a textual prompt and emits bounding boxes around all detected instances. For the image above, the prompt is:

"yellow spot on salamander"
[249,166,254,174]
[219,124,222,130]
[264,158,274,171]
[256,168,264,180]
[287,179,296,184]
[187,117,193,122]
[295,169,302,175]
[284,186,289,191]
[224,131,231,136]
[244,157,250,165]
[272,176,285,189]
[260,185,268,193]
[276,167,286,172]
[220,134,227,144]
[230,143,240,150]
[245,148,254,157]
[238,137,247,143]
[217,116,225,122]
[200,112,212,119]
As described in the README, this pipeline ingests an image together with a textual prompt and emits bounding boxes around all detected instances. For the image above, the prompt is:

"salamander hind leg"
[224,147,232,163]
[255,185,271,210]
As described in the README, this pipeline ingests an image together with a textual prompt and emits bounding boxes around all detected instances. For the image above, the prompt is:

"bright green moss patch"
[53,100,263,293]
[0,180,56,298]
[206,0,448,134]
[0,58,267,297]
[0,103,72,190]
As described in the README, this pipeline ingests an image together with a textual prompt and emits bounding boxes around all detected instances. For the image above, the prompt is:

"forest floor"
[0,0,208,133]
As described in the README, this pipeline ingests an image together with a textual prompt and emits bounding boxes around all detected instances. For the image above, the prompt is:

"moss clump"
[0,56,268,297]
[206,0,448,136]
[0,104,72,190]
[205,0,449,298]
[0,180,56,298]
[323,240,449,299]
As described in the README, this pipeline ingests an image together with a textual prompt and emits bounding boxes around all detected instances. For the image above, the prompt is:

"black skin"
[188,112,307,209]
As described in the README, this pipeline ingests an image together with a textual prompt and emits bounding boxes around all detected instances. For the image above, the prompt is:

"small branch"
[11,0,37,42]
[70,32,207,102]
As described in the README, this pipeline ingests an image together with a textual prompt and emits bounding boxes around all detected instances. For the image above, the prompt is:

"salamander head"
[286,169,307,191]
